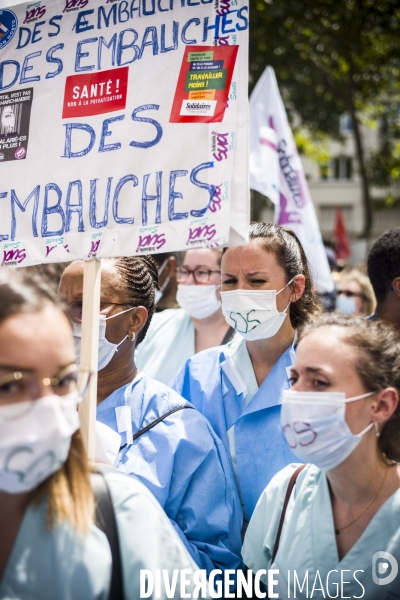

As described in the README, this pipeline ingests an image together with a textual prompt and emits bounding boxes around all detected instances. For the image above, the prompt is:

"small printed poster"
[170,45,238,123]
[0,87,33,162]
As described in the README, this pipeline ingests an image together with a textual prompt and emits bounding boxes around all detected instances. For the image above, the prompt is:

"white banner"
[250,66,333,293]
[0,0,249,267]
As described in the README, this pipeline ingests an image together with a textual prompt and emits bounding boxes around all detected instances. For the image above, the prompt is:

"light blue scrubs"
[0,468,200,600]
[135,309,195,384]
[243,463,400,599]
[170,340,301,519]
[96,373,243,576]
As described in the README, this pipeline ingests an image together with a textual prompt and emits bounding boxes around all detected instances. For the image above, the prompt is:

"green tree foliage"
[250,0,400,237]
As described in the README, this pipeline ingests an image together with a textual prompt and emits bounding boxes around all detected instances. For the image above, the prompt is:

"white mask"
[73,306,135,371]
[155,258,171,305]
[336,295,357,315]
[177,284,221,319]
[220,278,296,341]
[0,393,80,494]
[281,389,375,471]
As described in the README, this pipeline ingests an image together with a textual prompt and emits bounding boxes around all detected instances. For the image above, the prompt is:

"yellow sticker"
[188,90,216,100]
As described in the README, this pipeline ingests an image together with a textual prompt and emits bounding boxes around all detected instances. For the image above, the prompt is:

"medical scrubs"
[135,309,238,384]
[0,468,200,600]
[135,309,195,384]
[171,338,301,519]
[243,463,400,599]
[96,373,243,575]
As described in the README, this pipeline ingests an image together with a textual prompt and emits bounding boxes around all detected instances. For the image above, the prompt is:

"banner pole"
[79,258,101,462]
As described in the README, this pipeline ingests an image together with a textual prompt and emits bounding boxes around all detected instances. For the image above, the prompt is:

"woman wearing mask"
[336,268,376,316]
[243,315,400,599]
[171,223,320,523]
[0,269,200,599]
[136,248,237,384]
[59,256,242,577]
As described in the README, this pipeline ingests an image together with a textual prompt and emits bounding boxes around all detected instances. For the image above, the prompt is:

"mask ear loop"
[104,306,136,350]
[277,275,300,296]
[344,391,377,438]
[104,306,136,321]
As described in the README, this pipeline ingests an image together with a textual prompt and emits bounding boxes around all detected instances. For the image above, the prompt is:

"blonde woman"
[0,270,198,599]
[336,268,376,316]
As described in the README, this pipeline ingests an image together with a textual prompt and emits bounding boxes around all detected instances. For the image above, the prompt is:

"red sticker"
[170,45,238,124]
[62,67,129,119]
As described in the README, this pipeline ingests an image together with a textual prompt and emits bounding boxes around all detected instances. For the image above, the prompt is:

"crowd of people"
[0,224,399,599]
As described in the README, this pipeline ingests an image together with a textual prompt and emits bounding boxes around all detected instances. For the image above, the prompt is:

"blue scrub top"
[96,373,243,576]
[171,344,301,519]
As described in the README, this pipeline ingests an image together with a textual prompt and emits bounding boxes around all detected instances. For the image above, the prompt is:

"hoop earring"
[129,332,136,342]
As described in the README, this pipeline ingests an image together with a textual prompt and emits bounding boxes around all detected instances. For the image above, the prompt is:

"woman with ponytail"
[171,223,321,528]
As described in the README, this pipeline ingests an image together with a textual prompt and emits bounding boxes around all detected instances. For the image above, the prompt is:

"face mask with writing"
[0,393,80,494]
[220,278,296,341]
[281,389,375,471]
[73,306,135,371]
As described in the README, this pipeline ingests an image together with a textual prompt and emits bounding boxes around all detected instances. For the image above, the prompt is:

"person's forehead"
[184,249,220,267]
[297,328,357,367]
[222,242,280,273]
[341,279,362,293]
[60,260,124,298]
[0,304,74,371]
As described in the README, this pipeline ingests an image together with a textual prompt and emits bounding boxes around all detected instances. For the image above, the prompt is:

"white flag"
[250,66,334,293]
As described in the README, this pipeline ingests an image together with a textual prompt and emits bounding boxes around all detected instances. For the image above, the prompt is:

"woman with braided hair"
[171,223,321,529]
[59,256,242,578]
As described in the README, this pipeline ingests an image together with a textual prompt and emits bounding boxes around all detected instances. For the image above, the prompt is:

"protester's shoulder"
[141,375,223,448]
[140,373,192,413]
[99,467,198,572]
[100,466,164,514]
[181,343,228,372]
[258,463,318,505]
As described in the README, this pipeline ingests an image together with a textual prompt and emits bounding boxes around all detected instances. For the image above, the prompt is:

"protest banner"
[0,0,249,267]
[250,66,334,293]
[0,0,249,456]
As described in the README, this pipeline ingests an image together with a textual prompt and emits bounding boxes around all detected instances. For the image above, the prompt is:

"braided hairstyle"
[107,255,159,345]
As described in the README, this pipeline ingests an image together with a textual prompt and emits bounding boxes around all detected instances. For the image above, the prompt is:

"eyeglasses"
[68,301,132,322]
[337,290,366,300]
[175,267,221,285]
[0,364,91,409]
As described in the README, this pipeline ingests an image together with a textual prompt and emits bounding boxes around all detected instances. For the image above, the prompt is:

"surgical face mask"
[155,258,171,304]
[336,295,357,315]
[74,306,135,371]
[220,278,296,341]
[177,284,221,319]
[0,393,80,494]
[281,389,375,471]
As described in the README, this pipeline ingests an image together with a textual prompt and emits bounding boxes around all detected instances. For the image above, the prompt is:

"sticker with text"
[62,66,129,119]
[170,45,238,123]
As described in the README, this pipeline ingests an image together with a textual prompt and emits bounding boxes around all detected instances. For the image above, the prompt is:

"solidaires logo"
[0,9,18,50]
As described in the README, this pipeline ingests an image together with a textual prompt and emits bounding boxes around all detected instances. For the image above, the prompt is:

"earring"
[375,422,380,438]
[129,332,136,342]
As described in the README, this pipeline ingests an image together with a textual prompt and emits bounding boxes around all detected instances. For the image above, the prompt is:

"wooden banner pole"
[79,258,101,462]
